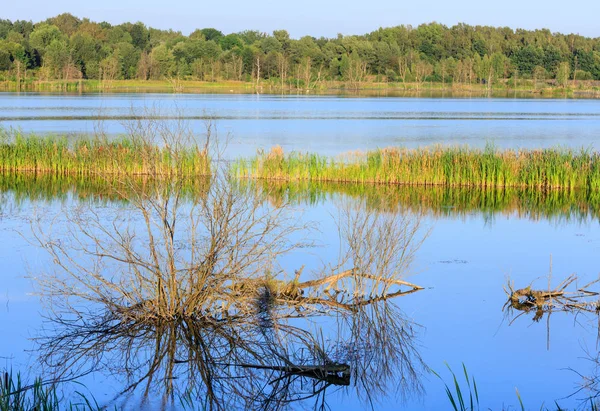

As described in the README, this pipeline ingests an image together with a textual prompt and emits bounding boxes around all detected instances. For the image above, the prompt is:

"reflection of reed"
[237,180,600,222]
[5,170,599,223]
[0,172,211,204]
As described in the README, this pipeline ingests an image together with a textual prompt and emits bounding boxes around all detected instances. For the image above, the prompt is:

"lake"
[1,93,600,410]
[2,93,600,157]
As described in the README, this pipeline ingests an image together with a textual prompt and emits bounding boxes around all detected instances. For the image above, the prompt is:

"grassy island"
[233,145,600,191]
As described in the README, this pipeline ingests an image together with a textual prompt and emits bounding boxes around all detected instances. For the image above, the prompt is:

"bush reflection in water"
[30,157,428,409]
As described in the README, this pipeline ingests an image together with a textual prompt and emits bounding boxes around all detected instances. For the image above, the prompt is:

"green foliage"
[233,145,600,191]
[198,28,223,42]
[29,23,64,56]
[0,131,210,177]
[433,363,479,411]
[2,15,600,85]
[0,369,99,410]
[556,61,571,87]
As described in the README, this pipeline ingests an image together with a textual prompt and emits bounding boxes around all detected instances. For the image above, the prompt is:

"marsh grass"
[233,145,600,191]
[434,363,479,411]
[0,370,98,411]
[0,131,210,177]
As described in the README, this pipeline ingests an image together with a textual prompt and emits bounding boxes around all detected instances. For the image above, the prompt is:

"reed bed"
[233,145,600,191]
[0,133,210,177]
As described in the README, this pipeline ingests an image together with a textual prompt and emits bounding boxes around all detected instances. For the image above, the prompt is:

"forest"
[1,13,600,88]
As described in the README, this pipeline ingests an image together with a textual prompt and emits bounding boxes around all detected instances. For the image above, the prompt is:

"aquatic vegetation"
[0,370,98,411]
[233,145,600,191]
[0,130,210,177]
[434,364,479,411]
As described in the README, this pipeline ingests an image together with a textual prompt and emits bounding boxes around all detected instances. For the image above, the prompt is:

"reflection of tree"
[30,117,428,408]
[502,262,600,406]
[37,278,424,409]
[504,274,600,324]
[503,262,600,351]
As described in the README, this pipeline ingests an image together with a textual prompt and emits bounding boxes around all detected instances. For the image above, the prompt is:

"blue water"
[1,93,600,409]
[1,93,600,159]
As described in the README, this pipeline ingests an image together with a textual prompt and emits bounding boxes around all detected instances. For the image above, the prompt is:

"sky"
[3,0,600,39]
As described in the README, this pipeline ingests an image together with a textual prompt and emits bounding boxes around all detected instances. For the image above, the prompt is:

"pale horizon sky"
[3,0,600,39]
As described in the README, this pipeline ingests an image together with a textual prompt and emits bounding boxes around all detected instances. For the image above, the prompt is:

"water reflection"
[37,291,424,409]
[30,173,428,408]
[240,180,600,223]
[502,267,600,359]
[2,173,599,224]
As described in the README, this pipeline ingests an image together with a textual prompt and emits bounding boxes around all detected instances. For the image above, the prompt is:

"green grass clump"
[233,145,600,191]
[0,132,210,178]
[0,370,98,410]
[434,363,480,411]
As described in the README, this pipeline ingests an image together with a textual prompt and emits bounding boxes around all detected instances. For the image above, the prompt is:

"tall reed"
[0,132,210,177]
[233,145,600,191]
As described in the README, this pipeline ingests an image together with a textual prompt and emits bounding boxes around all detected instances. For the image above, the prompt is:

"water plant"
[434,363,480,411]
[233,145,600,191]
[0,369,98,411]
[0,129,210,177]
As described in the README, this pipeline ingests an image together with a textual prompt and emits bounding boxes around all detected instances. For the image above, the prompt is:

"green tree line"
[1,13,600,87]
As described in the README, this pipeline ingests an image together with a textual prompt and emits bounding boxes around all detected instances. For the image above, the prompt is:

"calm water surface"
[0,93,599,409]
[1,93,600,157]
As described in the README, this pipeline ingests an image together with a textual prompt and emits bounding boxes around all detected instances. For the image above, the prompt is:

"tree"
[556,61,571,87]
[70,33,99,78]
[198,28,223,42]
[512,45,544,76]
[344,53,368,90]
[46,13,81,37]
[411,56,433,90]
[219,33,242,51]
[126,22,149,50]
[29,24,63,57]
[44,39,69,78]
[149,44,175,79]
[532,65,547,90]
[29,116,428,408]
[99,55,120,85]
[276,52,289,89]
[397,54,410,87]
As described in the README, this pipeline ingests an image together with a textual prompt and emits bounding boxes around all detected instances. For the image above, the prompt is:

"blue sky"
[4,0,600,38]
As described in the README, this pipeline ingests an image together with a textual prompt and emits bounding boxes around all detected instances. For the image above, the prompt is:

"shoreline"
[1,79,599,99]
